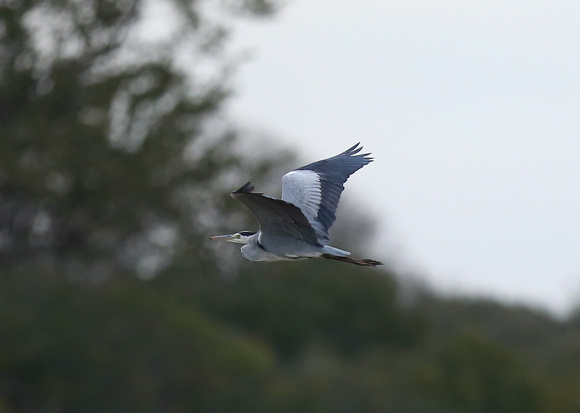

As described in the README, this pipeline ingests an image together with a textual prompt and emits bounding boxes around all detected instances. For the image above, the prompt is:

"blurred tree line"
[1,1,580,412]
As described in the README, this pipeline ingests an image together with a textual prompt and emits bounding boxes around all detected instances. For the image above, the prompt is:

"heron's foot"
[321,254,383,267]
[357,258,383,267]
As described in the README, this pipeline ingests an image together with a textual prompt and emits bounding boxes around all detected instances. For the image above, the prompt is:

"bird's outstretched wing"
[281,143,373,245]
[231,182,320,246]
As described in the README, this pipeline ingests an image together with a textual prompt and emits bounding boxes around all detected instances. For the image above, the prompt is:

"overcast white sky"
[226,0,580,315]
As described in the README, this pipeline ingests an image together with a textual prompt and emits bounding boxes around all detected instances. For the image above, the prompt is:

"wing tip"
[344,142,374,163]
[347,142,362,153]
[231,181,255,196]
[231,181,267,199]
[230,181,262,199]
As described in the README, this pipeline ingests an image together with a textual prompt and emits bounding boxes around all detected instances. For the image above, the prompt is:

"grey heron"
[210,143,382,267]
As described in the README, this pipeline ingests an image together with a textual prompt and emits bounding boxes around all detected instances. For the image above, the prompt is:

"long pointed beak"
[209,234,235,241]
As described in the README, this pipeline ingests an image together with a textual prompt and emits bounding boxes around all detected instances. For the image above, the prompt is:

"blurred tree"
[421,332,547,413]
[155,259,425,359]
[0,267,276,413]
[0,0,283,277]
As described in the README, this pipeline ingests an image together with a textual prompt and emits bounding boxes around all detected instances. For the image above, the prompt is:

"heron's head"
[209,231,256,245]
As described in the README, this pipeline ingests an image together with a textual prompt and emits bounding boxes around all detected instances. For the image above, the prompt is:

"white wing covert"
[281,143,373,245]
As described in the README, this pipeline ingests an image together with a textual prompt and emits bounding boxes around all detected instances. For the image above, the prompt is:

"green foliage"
[4,265,580,412]
[0,0,284,275]
[417,332,546,412]
[156,260,425,359]
[0,268,274,413]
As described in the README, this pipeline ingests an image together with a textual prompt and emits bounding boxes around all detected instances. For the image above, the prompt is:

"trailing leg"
[321,254,383,267]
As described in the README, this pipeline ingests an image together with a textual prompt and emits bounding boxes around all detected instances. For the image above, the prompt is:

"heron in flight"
[210,143,382,267]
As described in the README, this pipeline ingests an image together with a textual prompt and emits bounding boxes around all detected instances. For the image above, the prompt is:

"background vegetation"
[1,1,580,412]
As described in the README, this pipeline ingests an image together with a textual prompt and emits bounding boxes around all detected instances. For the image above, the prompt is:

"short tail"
[321,254,383,267]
